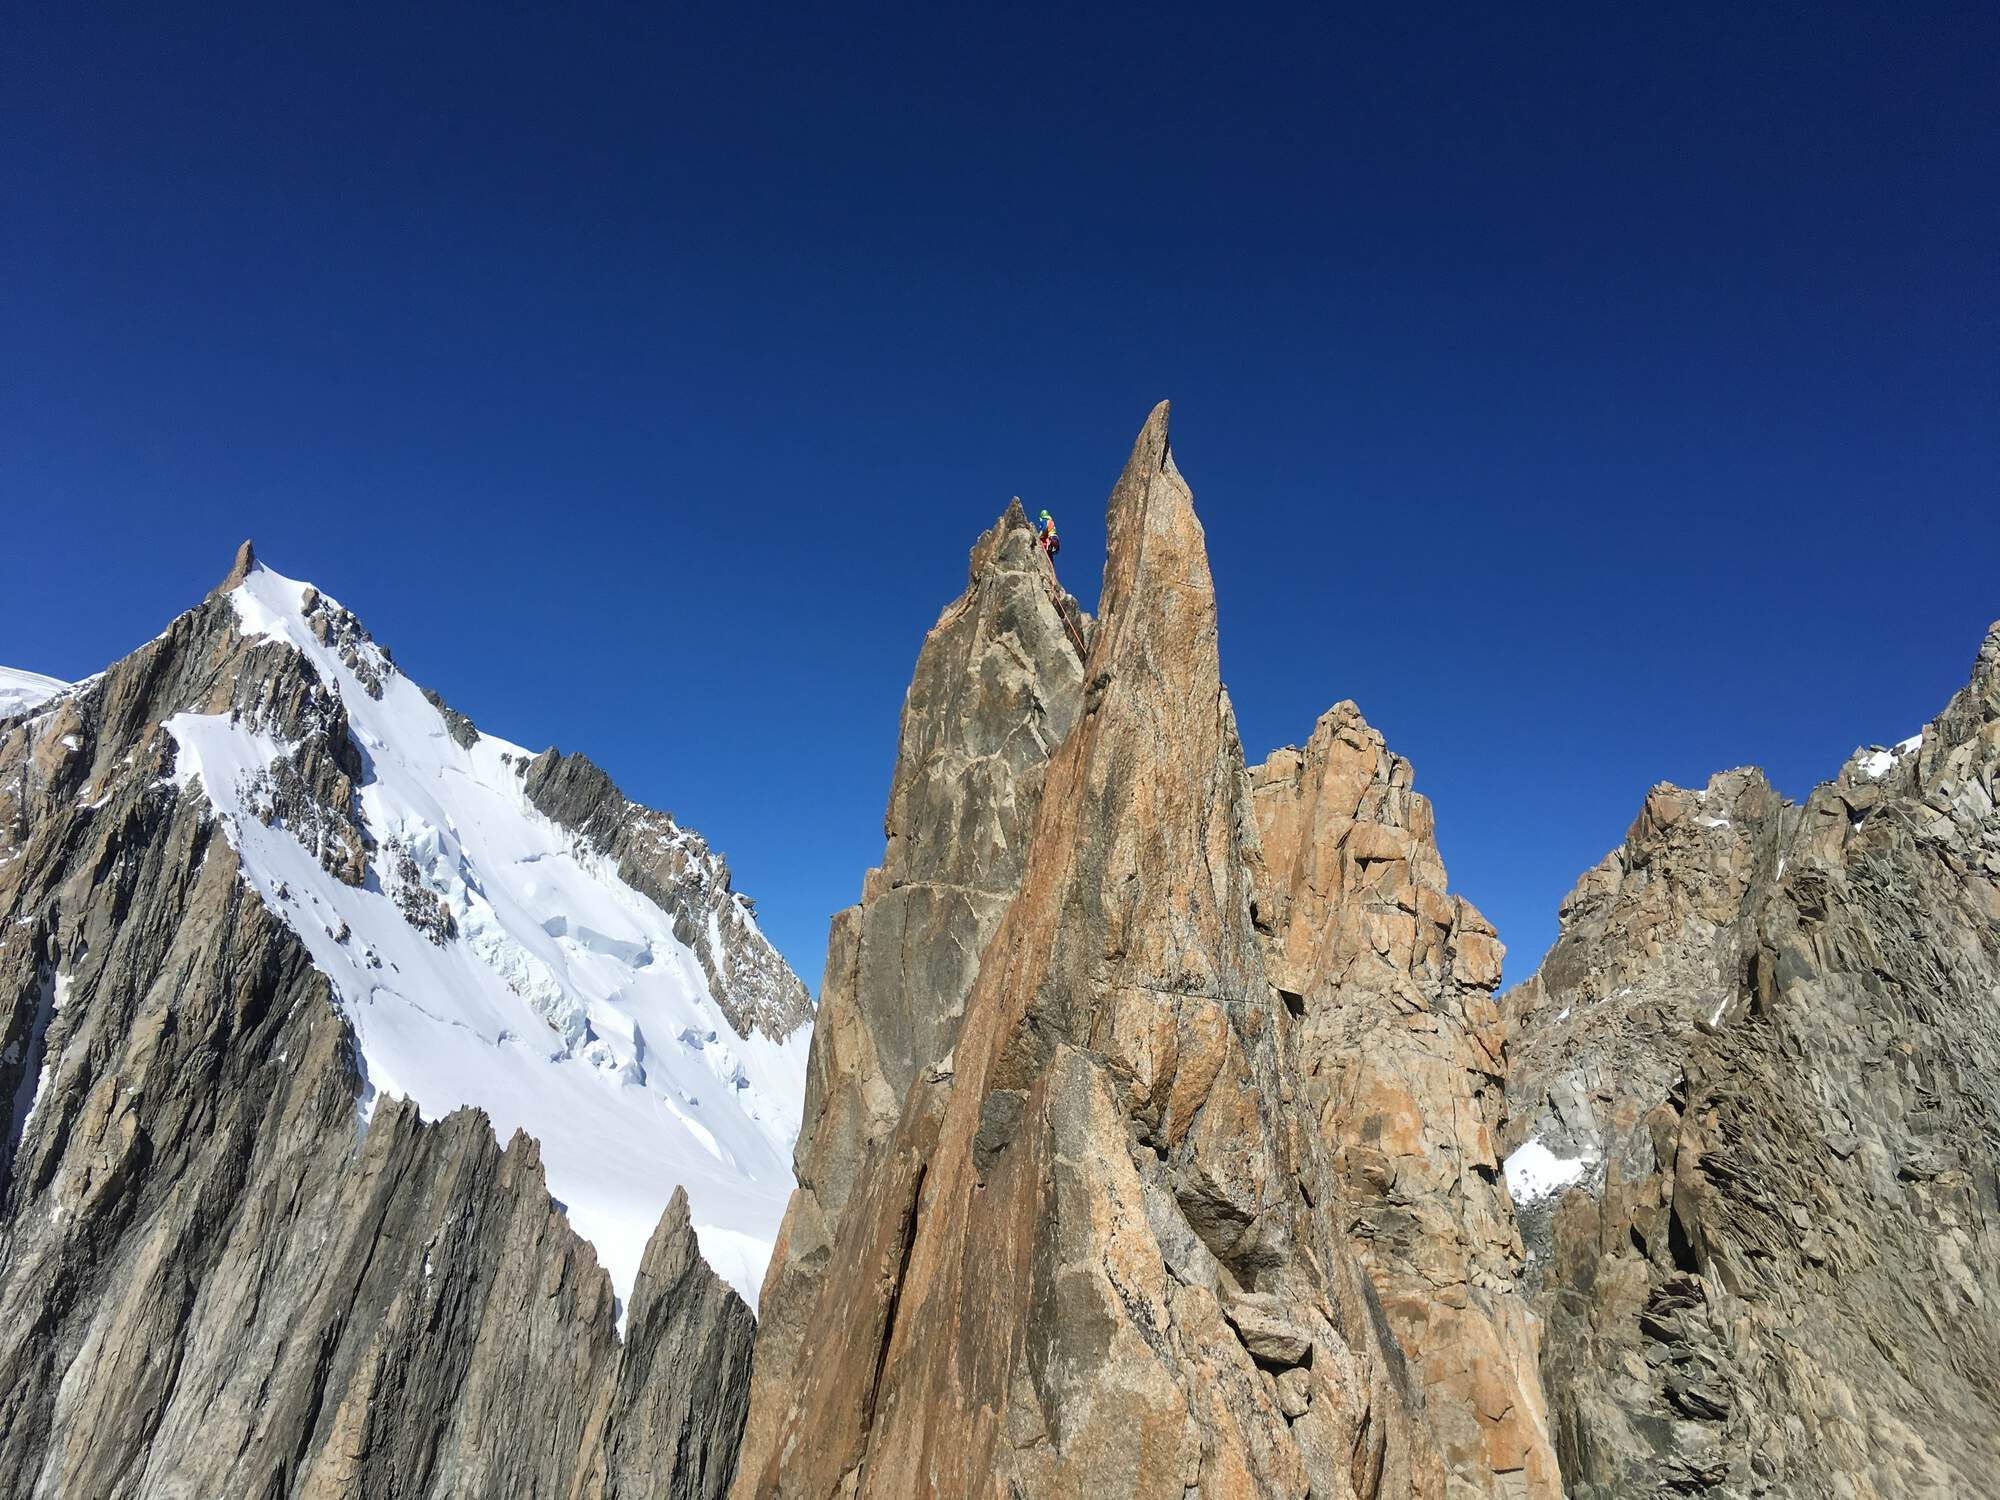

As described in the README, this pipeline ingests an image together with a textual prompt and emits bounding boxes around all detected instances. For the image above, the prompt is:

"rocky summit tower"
[734,405,1458,1498]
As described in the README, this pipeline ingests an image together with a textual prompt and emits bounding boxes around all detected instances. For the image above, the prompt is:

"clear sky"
[4,2,1995,988]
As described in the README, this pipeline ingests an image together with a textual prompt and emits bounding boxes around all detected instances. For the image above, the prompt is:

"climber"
[1038,509,1061,560]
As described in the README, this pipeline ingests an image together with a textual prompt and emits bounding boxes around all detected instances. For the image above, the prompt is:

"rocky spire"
[1249,703,1559,1497]
[734,402,1446,1497]
[220,537,258,591]
[737,496,1088,1463]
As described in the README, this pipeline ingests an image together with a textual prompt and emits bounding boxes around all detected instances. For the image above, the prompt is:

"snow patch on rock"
[0,667,69,720]
[7,971,59,1149]
[1503,1138,1593,1204]
[1856,733,1924,780]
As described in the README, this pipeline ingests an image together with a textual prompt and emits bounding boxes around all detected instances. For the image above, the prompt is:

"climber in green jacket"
[1038,509,1060,559]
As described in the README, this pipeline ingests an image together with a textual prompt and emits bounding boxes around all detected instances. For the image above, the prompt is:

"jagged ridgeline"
[1501,628,2000,1496]
[736,405,1999,1498]
[4,408,1996,1499]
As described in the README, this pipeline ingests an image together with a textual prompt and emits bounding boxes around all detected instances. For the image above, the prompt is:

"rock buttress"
[738,500,1087,1465]
[734,404,1446,1498]
[1250,705,1560,1498]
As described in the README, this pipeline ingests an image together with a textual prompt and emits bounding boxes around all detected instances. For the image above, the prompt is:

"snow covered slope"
[0,667,68,719]
[164,564,810,1313]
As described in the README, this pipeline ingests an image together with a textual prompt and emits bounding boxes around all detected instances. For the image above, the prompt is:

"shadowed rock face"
[1250,706,1559,1499]
[0,559,756,1498]
[735,405,1447,1498]
[739,500,1088,1465]
[1504,627,2000,1498]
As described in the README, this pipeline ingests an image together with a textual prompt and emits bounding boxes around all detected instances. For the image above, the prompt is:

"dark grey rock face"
[0,558,760,1498]
[736,499,1088,1468]
[1504,624,2000,1498]
[581,1188,760,1500]
[422,686,483,749]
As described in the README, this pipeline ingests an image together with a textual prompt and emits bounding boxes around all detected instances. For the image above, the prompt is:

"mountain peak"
[219,538,258,592]
[15,551,812,1315]
[736,404,1445,1497]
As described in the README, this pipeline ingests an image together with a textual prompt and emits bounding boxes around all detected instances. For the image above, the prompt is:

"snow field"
[0,666,70,720]
[167,565,809,1320]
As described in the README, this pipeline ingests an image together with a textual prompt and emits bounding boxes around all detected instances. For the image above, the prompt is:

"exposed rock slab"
[739,500,1087,1465]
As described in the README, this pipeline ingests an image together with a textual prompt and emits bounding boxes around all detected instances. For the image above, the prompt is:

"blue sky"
[4,2,1995,987]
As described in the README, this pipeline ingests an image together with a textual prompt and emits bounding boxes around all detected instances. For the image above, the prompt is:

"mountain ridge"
[0,539,806,1494]
[3,427,1994,1498]
[1500,618,2000,1496]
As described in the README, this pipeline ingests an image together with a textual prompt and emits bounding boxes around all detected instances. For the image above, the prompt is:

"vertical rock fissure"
[859,1162,926,1449]
[4,965,56,1185]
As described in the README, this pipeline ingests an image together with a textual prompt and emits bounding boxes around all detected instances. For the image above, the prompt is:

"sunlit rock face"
[735,404,1450,1499]
[738,497,1088,1471]
[1502,625,2000,1498]
[1250,705,1560,1498]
